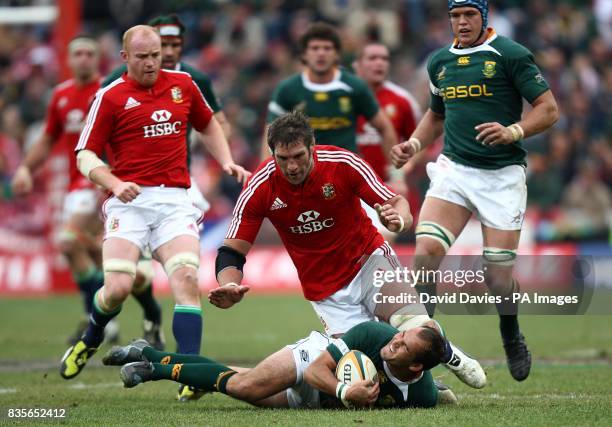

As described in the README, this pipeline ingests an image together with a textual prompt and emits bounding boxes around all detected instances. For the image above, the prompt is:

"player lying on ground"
[104,320,457,408]
[211,111,486,389]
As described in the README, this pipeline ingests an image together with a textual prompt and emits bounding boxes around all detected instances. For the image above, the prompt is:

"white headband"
[68,38,98,54]
[157,25,181,37]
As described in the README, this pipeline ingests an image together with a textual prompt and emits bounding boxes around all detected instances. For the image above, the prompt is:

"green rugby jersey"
[327,321,438,408]
[267,69,379,153]
[428,29,550,169]
[102,62,222,112]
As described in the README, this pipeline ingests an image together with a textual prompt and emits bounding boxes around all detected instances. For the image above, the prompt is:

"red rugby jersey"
[44,78,101,191]
[356,81,421,181]
[226,145,397,301]
[76,69,213,188]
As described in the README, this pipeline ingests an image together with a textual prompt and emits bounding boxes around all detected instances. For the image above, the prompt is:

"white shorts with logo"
[102,186,202,252]
[285,331,331,409]
[63,188,99,220]
[425,154,527,231]
[310,243,401,336]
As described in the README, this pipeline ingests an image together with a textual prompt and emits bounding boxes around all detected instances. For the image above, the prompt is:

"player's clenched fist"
[345,379,380,407]
[208,283,250,309]
[111,181,141,203]
[390,140,418,168]
[374,203,412,233]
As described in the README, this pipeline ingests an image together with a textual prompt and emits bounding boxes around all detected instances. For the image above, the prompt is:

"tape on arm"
[76,149,107,179]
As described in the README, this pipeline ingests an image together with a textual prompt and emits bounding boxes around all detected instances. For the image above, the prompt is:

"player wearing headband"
[391,0,559,381]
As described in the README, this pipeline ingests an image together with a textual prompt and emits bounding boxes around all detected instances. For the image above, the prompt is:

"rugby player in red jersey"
[210,111,486,390]
[10,35,122,344]
[60,25,249,380]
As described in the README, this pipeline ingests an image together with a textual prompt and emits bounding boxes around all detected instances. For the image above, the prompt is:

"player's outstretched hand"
[374,203,411,233]
[208,283,250,309]
[222,163,252,185]
[11,166,33,196]
[112,181,141,203]
[390,141,417,168]
[475,122,515,146]
[345,379,380,407]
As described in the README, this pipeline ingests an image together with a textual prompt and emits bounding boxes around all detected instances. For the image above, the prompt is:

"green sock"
[143,347,217,364]
[152,362,236,393]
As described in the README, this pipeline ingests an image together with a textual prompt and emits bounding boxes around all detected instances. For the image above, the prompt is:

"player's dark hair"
[413,326,446,371]
[267,111,315,153]
[299,22,342,54]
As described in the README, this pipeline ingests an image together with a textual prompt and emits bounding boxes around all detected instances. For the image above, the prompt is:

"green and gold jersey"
[428,29,550,169]
[102,62,222,112]
[327,321,438,408]
[267,69,379,153]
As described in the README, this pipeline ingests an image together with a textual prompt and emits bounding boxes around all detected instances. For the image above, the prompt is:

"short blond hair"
[122,25,160,51]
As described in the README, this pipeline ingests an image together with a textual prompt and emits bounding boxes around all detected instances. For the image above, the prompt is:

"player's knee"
[228,374,266,403]
[132,259,154,294]
[415,221,455,260]
[482,247,517,296]
[58,232,83,257]
[164,252,199,277]
[389,313,431,331]
[103,259,136,300]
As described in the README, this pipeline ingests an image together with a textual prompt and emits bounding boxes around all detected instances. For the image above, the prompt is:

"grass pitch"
[0,294,611,426]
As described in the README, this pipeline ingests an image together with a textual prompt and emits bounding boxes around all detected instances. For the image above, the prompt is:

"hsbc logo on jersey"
[143,109,181,138]
[291,210,335,234]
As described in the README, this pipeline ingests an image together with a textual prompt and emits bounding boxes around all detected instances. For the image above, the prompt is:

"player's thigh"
[149,192,202,253]
[102,196,150,252]
[471,164,527,232]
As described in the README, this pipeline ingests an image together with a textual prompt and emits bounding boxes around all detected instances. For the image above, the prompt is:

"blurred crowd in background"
[0,0,610,244]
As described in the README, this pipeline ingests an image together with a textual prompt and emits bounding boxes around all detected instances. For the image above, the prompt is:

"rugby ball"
[335,350,378,386]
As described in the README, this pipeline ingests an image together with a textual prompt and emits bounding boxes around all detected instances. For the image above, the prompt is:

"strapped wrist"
[408,137,422,153]
[507,124,524,141]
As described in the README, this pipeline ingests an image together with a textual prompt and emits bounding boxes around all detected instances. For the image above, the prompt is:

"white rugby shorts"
[63,188,99,220]
[285,331,331,409]
[425,154,527,231]
[310,243,402,336]
[102,186,202,252]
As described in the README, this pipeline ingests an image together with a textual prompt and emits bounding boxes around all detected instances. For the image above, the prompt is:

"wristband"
[397,216,405,233]
[335,382,348,404]
[507,124,524,141]
[408,137,422,153]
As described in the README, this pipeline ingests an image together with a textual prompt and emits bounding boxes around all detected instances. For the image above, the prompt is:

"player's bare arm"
[391,109,444,168]
[76,150,141,203]
[475,90,559,146]
[304,351,379,407]
[368,109,398,162]
[374,194,413,233]
[198,117,251,184]
[213,111,232,140]
[209,238,251,309]
[11,133,55,195]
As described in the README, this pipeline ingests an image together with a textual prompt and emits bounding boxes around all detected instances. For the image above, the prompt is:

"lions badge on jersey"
[482,61,496,78]
[171,86,183,103]
[339,96,351,113]
[322,183,336,200]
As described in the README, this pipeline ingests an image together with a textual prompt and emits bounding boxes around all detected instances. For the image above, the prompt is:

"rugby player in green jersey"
[391,0,559,382]
[105,320,457,408]
[262,22,397,158]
